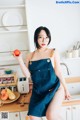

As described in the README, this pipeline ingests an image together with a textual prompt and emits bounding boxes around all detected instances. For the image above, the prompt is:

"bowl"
[5,69,13,74]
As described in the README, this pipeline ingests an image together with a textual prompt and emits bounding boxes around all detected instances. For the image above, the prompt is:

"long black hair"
[34,26,51,48]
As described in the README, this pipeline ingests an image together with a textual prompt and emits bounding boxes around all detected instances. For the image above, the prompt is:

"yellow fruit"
[6,88,16,100]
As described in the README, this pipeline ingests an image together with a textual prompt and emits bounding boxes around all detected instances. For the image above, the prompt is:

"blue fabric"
[27,58,60,117]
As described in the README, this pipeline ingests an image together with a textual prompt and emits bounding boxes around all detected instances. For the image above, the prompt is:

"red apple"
[13,49,21,56]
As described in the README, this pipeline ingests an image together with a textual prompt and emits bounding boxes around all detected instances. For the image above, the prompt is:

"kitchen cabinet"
[1,106,80,120]
[1,104,80,120]
[0,90,80,120]
[10,111,29,120]
[0,111,29,120]
[72,105,80,120]
[0,112,20,120]
[62,106,72,120]
[42,105,80,120]
[0,0,30,66]
[9,112,20,120]
[62,105,80,120]
[41,106,71,120]
[0,72,18,96]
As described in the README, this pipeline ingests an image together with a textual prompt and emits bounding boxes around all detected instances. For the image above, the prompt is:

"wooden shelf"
[0,56,15,62]
[0,50,29,65]
[0,29,28,34]
[65,76,80,83]
[0,1,29,67]
[61,57,80,62]
[0,5,25,9]
[0,82,17,87]
[0,73,18,87]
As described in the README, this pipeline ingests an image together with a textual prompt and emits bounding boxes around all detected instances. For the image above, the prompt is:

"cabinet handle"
[15,114,18,117]
[67,107,71,110]
[72,86,74,88]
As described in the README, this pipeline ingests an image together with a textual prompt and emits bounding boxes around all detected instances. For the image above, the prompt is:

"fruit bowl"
[0,92,20,105]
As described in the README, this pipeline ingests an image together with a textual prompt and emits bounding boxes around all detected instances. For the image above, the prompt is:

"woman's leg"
[46,84,65,120]
[29,115,42,120]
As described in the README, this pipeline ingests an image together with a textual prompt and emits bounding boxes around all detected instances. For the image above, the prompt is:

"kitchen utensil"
[66,51,72,58]
[17,77,29,94]
[72,50,79,58]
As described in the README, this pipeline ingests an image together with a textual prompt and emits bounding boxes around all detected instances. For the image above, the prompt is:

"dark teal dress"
[27,58,60,117]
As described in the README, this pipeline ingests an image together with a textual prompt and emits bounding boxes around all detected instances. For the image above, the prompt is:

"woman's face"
[37,30,49,48]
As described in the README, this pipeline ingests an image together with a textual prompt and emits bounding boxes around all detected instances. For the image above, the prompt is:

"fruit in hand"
[6,88,16,100]
[1,89,9,101]
[13,49,21,56]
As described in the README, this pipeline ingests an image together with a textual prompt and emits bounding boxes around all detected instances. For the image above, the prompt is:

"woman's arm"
[53,49,71,99]
[14,53,31,79]
[54,50,67,90]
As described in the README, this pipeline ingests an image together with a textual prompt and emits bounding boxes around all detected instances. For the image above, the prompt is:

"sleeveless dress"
[27,50,60,117]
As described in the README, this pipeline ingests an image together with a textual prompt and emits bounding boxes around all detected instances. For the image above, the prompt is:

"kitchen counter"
[63,100,80,106]
[0,92,31,112]
[0,92,80,112]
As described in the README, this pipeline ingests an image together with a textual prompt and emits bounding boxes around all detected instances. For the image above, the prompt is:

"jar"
[66,51,72,58]
[72,50,79,58]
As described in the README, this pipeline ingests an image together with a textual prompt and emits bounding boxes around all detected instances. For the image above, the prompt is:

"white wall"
[0,0,80,77]
[26,0,80,56]
[26,0,80,77]
[0,0,24,5]
[0,0,28,77]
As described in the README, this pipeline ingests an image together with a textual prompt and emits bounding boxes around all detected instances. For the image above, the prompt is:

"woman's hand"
[12,50,22,62]
[65,89,71,100]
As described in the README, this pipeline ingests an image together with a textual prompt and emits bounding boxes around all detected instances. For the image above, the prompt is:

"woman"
[14,26,71,120]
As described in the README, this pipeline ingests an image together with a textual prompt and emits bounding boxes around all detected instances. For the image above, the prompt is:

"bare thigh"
[46,84,65,118]
[29,115,42,120]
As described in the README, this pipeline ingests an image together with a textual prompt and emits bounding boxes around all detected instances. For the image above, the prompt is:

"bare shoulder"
[54,49,59,55]
[49,48,58,57]
[50,48,60,59]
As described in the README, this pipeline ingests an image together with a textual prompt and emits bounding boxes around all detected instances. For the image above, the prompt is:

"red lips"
[41,44,46,46]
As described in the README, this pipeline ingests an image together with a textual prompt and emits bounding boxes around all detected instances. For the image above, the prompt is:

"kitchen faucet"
[60,62,70,75]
